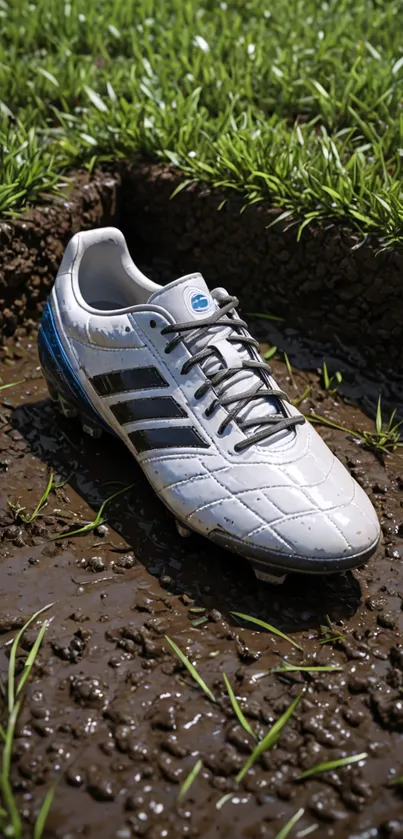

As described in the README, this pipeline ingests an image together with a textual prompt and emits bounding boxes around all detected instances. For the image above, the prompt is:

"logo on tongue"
[184,286,215,318]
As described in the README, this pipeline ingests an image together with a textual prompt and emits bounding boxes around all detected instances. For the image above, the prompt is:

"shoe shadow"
[10,396,363,635]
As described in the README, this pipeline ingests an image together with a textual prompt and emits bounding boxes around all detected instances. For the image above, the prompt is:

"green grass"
[321,362,343,395]
[1,0,403,244]
[298,752,368,779]
[165,636,216,701]
[308,395,403,455]
[9,470,54,524]
[51,481,136,540]
[236,689,304,782]
[222,673,256,738]
[178,759,203,801]
[0,604,55,838]
[273,808,305,839]
[231,611,303,652]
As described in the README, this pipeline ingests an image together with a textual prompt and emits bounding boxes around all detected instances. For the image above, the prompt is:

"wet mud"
[1,331,403,839]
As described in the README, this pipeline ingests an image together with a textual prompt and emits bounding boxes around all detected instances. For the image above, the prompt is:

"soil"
[1,329,403,839]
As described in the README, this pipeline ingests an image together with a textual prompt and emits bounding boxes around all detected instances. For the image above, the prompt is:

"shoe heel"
[39,302,106,438]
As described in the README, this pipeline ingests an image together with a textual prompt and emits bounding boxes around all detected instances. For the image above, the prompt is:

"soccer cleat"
[38,227,380,581]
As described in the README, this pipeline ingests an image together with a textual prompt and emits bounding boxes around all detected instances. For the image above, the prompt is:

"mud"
[0,170,120,336]
[1,331,403,839]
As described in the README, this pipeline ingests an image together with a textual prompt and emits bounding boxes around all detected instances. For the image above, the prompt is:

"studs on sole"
[58,395,79,418]
[175,519,192,538]
[82,421,103,439]
[253,566,287,585]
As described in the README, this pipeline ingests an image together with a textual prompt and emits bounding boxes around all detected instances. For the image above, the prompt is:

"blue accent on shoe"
[191,292,209,312]
[38,301,111,432]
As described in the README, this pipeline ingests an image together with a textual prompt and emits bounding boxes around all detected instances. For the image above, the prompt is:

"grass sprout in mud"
[298,752,368,780]
[0,380,25,392]
[231,612,304,651]
[0,605,55,839]
[274,808,305,839]
[308,395,403,455]
[177,759,203,802]
[165,636,216,702]
[9,470,54,524]
[319,615,345,646]
[51,481,136,541]
[320,362,343,395]
[236,690,305,783]
[269,662,344,675]
[222,673,256,739]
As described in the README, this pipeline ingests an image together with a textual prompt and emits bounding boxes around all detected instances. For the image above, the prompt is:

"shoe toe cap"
[245,480,380,572]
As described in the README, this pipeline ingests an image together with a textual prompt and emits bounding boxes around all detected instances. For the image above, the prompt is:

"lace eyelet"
[149,319,156,328]
[164,347,172,355]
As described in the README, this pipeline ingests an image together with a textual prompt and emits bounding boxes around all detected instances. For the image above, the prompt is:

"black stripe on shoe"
[91,367,168,397]
[111,396,186,425]
[129,426,209,453]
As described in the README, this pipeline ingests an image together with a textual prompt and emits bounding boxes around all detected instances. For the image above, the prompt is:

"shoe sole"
[38,304,379,585]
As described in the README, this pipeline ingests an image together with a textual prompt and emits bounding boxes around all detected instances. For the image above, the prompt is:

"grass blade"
[165,636,215,701]
[375,395,383,434]
[8,602,55,714]
[274,808,305,839]
[231,612,303,652]
[216,792,235,809]
[178,759,202,801]
[23,470,54,523]
[236,690,304,782]
[223,673,256,739]
[322,362,330,390]
[16,619,48,698]
[272,663,343,674]
[307,413,357,436]
[0,379,25,391]
[298,752,368,779]
[33,787,55,839]
[264,346,277,360]
[246,312,284,322]
[292,385,312,408]
[52,482,136,540]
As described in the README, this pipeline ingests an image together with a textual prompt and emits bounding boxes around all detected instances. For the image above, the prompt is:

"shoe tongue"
[148,272,218,323]
[149,273,291,449]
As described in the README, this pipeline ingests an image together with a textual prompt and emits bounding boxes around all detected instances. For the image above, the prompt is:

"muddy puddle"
[1,329,403,839]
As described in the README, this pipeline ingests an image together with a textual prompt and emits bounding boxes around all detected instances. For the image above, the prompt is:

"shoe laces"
[161,294,305,452]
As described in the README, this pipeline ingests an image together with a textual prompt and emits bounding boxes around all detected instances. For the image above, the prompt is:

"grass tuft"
[308,396,403,455]
[231,612,303,652]
[1,604,55,839]
[321,362,343,395]
[165,636,215,702]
